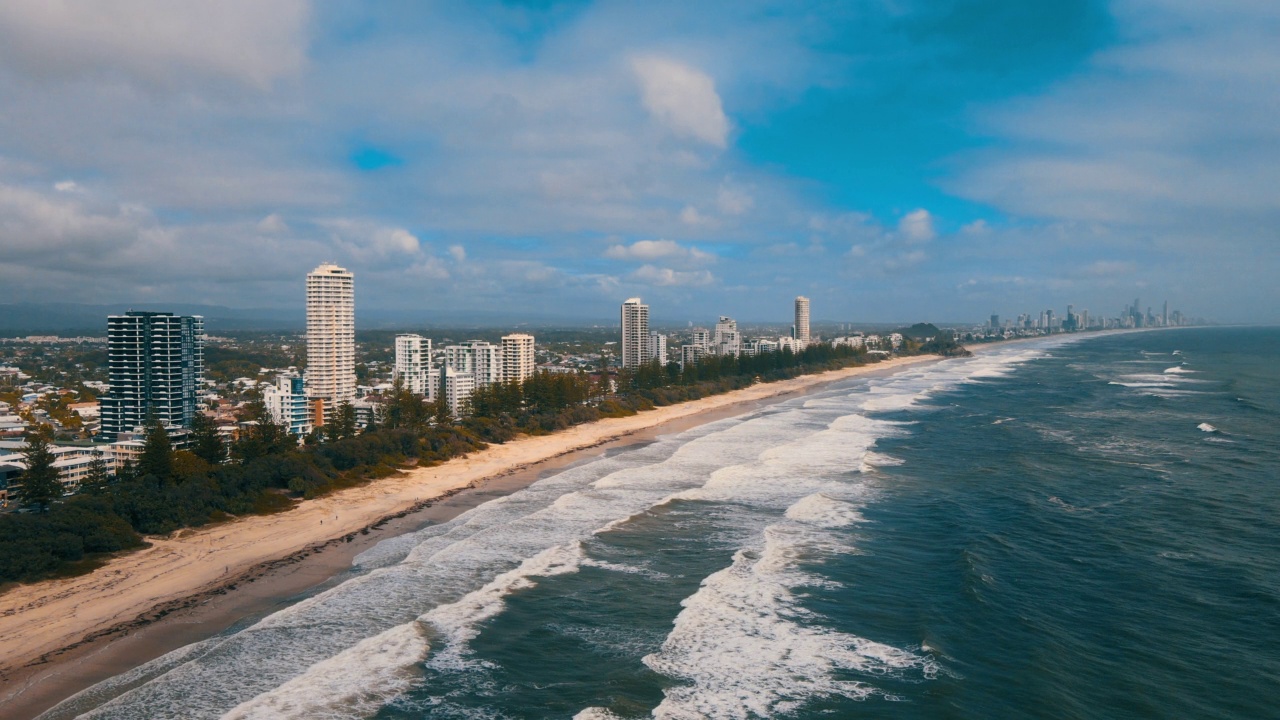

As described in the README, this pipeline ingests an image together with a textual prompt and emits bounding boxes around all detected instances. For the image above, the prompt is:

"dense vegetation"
[1,341,887,585]
[204,342,306,382]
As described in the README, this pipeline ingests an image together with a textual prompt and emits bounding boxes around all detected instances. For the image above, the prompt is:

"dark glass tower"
[101,312,205,440]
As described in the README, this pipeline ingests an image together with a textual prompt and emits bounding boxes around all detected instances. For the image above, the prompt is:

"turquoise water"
[44,328,1280,719]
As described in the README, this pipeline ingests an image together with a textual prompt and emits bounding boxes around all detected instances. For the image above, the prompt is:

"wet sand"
[0,355,939,718]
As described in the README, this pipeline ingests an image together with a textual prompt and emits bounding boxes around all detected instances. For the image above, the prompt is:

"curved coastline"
[0,354,942,718]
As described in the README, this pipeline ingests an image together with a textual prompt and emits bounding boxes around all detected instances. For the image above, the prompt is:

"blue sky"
[0,0,1276,324]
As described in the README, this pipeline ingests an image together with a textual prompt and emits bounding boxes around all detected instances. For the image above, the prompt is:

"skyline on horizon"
[0,2,1275,324]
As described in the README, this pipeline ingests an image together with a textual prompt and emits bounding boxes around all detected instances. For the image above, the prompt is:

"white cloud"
[631,56,730,147]
[53,180,79,193]
[628,264,715,287]
[458,259,565,287]
[257,213,288,234]
[0,183,151,259]
[605,238,715,264]
[898,209,936,244]
[807,212,879,242]
[448,244,466,262]
[961,219,990,235]
[950,0,1280,233]
[406,257,450,281]
[716,182,753,215]
[377,228,420,255]
[883,250,928,271]
[756,240,825,257]
[1082,260,1136,276]
[0,0,310,90]
[679,205,713,226]
[321,220,421,262]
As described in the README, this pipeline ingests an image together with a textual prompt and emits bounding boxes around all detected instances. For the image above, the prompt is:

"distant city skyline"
[0,293,1210,334]
[0,4,1275,324]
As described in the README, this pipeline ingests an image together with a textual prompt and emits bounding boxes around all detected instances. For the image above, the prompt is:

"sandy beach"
[0,355,938,717]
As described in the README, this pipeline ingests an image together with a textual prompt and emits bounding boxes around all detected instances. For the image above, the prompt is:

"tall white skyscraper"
[306,263,355,424]
[621,298,649,370]
[394,334,432,396]
[501,333,536,383]
[794,296,810,344]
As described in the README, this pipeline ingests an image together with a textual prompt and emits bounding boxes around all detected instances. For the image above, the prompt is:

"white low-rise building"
[262,373,313,436]
[435,365,476,418]
[0,444,115,494]
[778,336,805,353]
[680,344,707,370]
[444,341,502,388]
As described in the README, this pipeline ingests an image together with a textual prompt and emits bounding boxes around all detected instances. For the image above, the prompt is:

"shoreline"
[0,354,940,718]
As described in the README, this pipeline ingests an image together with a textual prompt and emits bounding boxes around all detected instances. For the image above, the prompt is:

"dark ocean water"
[44,327,1280,720]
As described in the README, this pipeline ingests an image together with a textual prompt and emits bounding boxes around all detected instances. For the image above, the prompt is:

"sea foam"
[644,520,932,718]
[223,623,430,720]
[46,341,1052,720]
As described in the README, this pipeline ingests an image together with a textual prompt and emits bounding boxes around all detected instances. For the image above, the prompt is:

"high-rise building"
[648,331,667,364]
[794,296,810,344]
[714,316,740,356]
[262,373,312,437]
[501,333,537,383]
[394,334,432,396]
[444,341,502,387]
[621,298,649,370]
[306,263,356,424]
[990,314,1000,329]
[101,312,204,440]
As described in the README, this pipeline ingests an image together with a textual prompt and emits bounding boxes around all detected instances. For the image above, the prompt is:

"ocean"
[41,327,1280,719]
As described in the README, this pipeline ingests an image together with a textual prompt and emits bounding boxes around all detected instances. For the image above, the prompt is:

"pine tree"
[190,411,226,465]
[20,426,63,511]
[327,401,358,440]
[82,452,111,493]
[115,458,138,483]
[138,422,174,482]
[429,397,453,426]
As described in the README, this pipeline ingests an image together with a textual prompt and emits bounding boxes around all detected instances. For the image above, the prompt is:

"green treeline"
[0,413,488,584]
[1,341,880,585]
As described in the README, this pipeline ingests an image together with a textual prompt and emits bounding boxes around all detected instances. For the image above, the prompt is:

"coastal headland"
[0,354,939,718]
